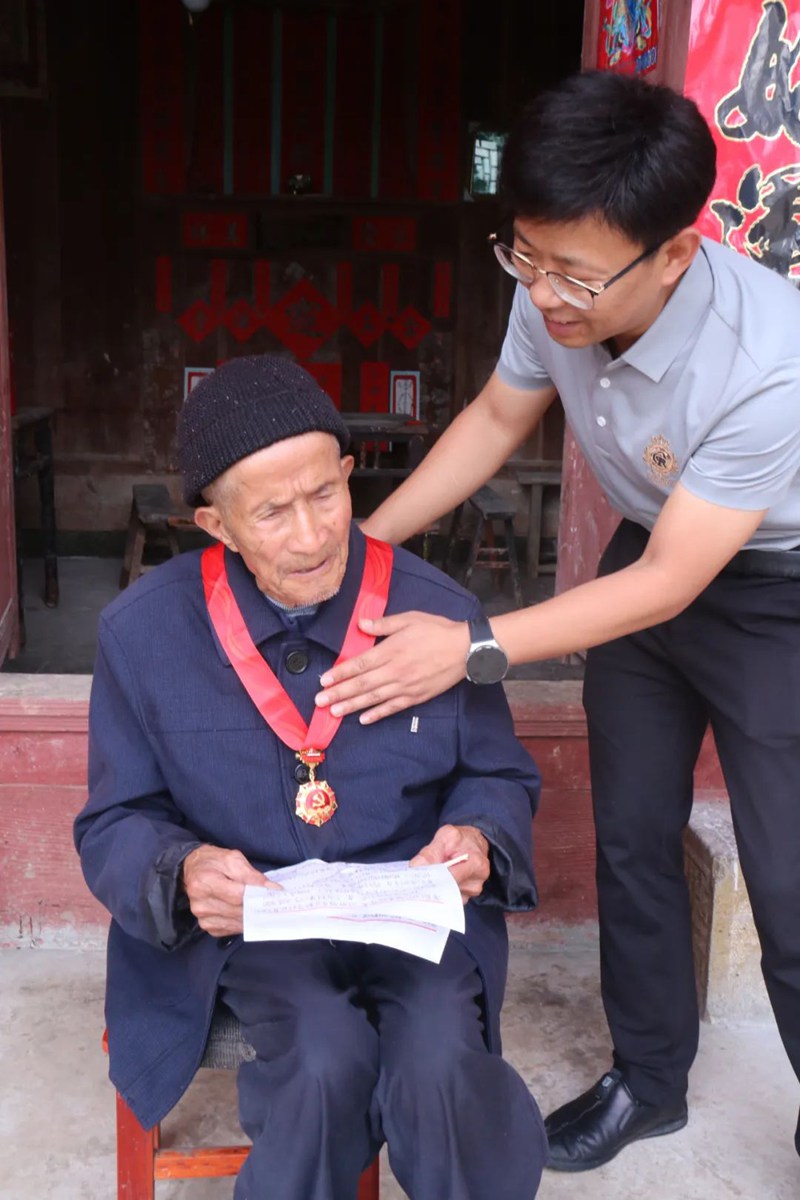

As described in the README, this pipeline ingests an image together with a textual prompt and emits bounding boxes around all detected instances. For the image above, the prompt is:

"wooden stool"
[513,460,562,578]
[444,486,523,606]
[119,483,195,589]
[107,1006,381,1199]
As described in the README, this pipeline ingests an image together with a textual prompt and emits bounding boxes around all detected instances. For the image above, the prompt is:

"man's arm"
[492,482,768,665]
[360,371,557,545]
[410,631,540,908]
[74,622,270,949]
[315,485,768,722]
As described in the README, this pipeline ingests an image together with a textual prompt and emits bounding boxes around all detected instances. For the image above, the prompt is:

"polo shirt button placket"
[596,375,611,430]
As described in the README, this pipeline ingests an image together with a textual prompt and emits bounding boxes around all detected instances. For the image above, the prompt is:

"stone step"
[685,799,771,1021]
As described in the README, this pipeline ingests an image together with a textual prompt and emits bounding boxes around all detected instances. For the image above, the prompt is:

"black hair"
[499,71,717,248]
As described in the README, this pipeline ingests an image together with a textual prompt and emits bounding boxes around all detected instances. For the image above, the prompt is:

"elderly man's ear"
[194,504,239,552]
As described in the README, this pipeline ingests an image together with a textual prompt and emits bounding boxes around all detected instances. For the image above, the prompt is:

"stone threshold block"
[685,799,771,1022]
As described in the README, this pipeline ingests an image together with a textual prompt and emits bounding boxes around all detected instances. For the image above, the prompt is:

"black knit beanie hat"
[176,355,350,506]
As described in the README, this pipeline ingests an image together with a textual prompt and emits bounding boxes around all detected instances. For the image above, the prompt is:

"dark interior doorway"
[2,0,585,675]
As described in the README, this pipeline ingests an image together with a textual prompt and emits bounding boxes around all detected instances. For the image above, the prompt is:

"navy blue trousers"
[584,519,800,1107]
[219,937,546,1200]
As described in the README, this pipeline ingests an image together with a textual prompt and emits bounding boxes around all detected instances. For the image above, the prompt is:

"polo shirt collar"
[618,244,713,383]
[209,523,369,665]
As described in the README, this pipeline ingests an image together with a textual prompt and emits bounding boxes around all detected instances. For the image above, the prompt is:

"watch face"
[467,644,508,685]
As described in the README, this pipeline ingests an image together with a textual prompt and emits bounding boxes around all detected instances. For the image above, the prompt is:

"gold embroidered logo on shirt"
[643,435,679,485]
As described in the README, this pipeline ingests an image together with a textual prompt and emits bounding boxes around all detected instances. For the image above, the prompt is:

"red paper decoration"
[352,217,417,253]
[181,212,248,250]
[160,260,436,351]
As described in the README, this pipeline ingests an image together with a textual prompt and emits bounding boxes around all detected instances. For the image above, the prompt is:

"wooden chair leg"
[443,503,464,574]
[14,537,26,651]
[463,517,486,591]
[504,516,524,607]
[116,1092,157,1200]
[357,1157,381,1200]
[119,502,139,589]
[34,417,59,607]
[526,482,544,579]
[165,521,181,559]
[122,523,146,589]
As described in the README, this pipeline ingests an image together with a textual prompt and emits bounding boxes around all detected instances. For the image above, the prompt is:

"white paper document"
[243,858,465,964]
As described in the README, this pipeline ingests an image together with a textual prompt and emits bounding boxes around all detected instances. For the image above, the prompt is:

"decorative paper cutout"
[390,370,421,420]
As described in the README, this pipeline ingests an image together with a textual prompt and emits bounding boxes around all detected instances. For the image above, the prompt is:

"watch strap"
[468,611,495,647]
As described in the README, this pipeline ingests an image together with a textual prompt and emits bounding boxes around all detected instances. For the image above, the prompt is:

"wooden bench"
[444,485,524,606]
[512,460,562,578]
[119,483,196,589]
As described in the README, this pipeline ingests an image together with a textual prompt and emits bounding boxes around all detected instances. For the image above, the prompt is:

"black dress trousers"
[583,519,800,1107]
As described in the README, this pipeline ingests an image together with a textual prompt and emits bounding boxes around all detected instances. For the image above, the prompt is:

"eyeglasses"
[489,233,660,311]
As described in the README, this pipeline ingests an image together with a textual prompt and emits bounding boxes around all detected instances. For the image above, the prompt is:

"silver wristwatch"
[465,612,509,685]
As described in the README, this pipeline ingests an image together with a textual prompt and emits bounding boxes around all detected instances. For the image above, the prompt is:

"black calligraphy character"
[711,163,800,281]
[744,165,800,277]
[716,1,800,145]
[710,165,759,247]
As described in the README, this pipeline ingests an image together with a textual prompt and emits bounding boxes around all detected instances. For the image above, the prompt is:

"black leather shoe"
[545,1069,688,1172]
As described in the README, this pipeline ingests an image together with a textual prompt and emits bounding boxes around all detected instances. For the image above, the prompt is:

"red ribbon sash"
[201,536,393,752]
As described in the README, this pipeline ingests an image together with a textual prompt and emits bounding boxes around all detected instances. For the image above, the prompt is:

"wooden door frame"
[0,131,19,665]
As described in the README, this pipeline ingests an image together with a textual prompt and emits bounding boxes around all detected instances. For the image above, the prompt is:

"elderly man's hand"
[315,611,470,724]
[410,824,491,904]
[182,844,280,937]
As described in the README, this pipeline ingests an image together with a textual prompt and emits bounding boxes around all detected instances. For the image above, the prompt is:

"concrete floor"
[3,557,121,675]
[2,556,584,681]
[2,927,798,1200]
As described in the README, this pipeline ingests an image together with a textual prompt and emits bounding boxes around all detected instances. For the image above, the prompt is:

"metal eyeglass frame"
[489,233,660,310]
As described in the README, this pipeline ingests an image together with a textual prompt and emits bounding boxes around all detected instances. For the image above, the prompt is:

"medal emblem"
[643,434,679,485]
[295,749,338,826]
[202,536,393,833]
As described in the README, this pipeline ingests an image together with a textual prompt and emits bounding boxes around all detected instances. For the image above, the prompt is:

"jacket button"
[294,762,310,783]
[286,650,309,674]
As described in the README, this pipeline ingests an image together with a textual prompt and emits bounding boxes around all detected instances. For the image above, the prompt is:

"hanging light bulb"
[182,0,211,12]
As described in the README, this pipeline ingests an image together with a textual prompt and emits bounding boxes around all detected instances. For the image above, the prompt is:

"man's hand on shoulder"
[315,610,470,724]
[182,844,280,937]
[410,824,490,904]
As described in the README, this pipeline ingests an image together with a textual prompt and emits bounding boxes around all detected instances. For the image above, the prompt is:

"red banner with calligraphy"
[684,0,800,284]
[596,0,659,74]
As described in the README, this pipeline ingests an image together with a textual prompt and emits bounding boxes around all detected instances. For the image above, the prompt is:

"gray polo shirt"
[497,238,800,550]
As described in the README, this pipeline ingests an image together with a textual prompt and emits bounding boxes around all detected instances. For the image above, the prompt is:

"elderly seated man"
[74,355,547,1200]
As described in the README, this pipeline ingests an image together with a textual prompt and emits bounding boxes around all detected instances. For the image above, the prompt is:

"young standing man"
[315,71,800,1171]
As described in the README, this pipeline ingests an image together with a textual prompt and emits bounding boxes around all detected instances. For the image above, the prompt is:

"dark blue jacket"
[74,526,540,1129]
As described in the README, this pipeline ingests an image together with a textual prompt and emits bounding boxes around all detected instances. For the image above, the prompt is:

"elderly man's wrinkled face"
[195,432,354,608]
